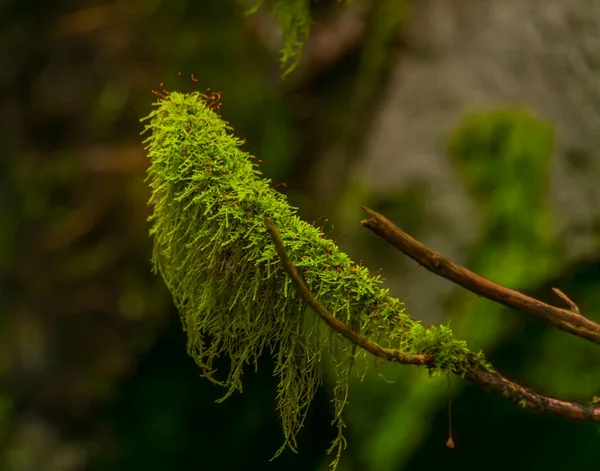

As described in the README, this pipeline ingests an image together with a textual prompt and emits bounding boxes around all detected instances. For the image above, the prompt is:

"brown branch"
[360,207,600,345]
[264,217,425,366]
[464,369,600,422]
[263,218,600,424]
[552,287,581,314]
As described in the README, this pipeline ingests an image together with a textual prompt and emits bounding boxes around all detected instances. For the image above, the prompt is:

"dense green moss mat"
[142,91,491,466]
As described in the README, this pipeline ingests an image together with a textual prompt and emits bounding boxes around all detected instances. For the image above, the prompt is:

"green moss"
[142,91,492,467]
[245,0,312,75]
[246,0,357,76]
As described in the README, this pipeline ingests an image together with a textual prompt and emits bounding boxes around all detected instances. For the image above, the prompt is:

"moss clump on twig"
[142,90,491,466]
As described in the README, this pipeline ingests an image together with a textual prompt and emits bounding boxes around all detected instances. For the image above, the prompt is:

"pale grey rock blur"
[341,0,600,323]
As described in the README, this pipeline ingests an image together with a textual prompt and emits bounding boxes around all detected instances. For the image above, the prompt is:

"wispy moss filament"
[142,91,491,465]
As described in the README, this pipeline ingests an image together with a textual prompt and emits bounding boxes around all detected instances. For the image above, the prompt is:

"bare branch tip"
[361,206,376,216]
[552,287,580,314]
[360,206,377,226]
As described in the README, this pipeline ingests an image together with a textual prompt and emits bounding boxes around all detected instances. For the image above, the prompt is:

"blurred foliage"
[340,107,598,471]
[0,0,291,469]
[246,0,373,77]
[2,1,599,471]
[448,108,556,284]
[247,0,314,75]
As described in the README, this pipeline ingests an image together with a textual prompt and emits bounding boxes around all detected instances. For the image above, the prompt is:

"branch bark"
[264,217,426,366]
[360,207,600,345]
[264,217,600,425]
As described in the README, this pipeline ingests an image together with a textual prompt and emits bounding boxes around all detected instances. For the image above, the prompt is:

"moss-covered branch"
[263,217,428,367]
[142,90,600,469]
[266,214,600,423]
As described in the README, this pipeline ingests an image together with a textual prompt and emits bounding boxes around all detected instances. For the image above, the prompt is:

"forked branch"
[360,207,600,345]
[264,218,600,424]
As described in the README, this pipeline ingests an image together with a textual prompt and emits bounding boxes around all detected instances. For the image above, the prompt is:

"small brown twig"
[264,218,600,424]
[360,207,600,345]
[552,287,581,314]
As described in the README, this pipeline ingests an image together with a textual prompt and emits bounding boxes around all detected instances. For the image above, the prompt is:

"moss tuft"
[246,0,356,76]
[142,91,492,466]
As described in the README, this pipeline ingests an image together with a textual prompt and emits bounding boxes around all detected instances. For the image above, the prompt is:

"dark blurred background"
[2,0,600,470]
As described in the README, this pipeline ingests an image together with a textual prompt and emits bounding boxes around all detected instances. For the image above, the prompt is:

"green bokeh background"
[1,1,599,470]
